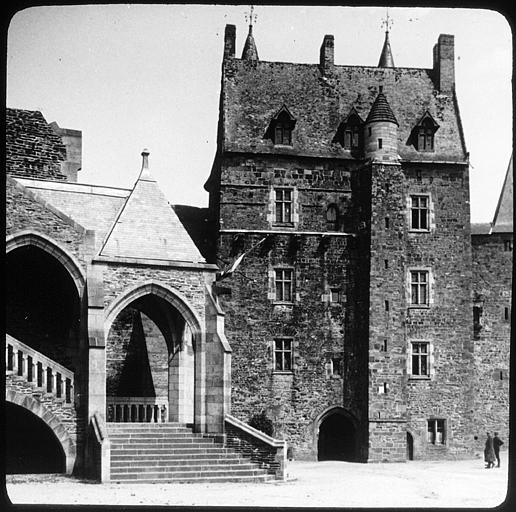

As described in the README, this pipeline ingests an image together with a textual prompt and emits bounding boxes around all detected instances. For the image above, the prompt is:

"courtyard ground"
[5,457,509,508]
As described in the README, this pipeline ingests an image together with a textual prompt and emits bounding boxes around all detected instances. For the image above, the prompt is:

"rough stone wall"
[6,108,68,181]
[366,162,408,462]
[6,179,89,269]
[471,233,512,452]
[215,153,363,460]
[403,163,475,460]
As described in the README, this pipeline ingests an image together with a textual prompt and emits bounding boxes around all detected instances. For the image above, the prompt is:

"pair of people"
[484,432,504,468]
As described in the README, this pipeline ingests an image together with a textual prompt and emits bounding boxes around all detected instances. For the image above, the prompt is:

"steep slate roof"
[378,32,395,68]
[219,59,467,162]
[13,178,130,247]
[6,108,68,180]
[365,91,398,125]
[242,25,259,61]
[491,154,513,234]
[100,153,205,263]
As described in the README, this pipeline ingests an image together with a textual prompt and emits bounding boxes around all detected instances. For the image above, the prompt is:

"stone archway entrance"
[105,292,196,424]
[317,409,357,461]
[5,402,66,473]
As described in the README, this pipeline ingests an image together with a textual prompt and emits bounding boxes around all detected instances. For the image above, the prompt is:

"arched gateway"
[104,281,203,425]
[316,407,359,462]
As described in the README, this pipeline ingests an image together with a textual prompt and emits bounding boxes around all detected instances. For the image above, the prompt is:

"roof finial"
[245,5,257,31]
[381,8,393,34]
[140,148,155,181]
[378,8,395,68]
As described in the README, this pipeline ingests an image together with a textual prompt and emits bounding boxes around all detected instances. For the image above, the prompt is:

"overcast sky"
[6,4,512,223]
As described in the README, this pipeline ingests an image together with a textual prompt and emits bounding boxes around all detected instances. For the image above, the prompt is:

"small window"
[330,288,341,303]
[331,357,342,376]
[385,217,390,228]
[274,338,293,372]
[385,300,389,311]
[344,124,361,149]
[504,307,510,321]
[504,240,512,252]
[275,268,293,302]
[410,270,429,306]
[275,188,293,224]
[427,419,446,444]
[378,138,383,149]
[326,204,339,231]
[415,114,439,152]
[418,125,434,151]
[267,106,296,146]
[274,123,292,145]
[411,342,430,377]
[473,306,483,337]
[410,195,430,231]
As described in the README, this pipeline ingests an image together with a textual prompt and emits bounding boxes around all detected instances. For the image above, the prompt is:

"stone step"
[111,447,233,456]
[111,458,251,468]
[111,462,260,472]
[110,468,271,481]
[107,422,189,429]
[110,441,217,450]
[109,432,206,441]
[111,453,245,462]
[110,474,273,484]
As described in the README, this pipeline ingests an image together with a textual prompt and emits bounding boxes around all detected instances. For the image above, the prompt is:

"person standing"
[493,432,504,468]
[484,432,496,469]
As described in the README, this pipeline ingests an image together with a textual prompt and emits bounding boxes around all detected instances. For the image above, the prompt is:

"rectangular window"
[418,127,434,151]
[411,342,429,377]
[275,268,293,302]
[274,188,293,224]
[274,338,292,371]
[504,240,512,251]
[330,288,341,303]
[410,195,429,230]
[378,138,383,149]
[427,419,446,444]
[410,270,429,306]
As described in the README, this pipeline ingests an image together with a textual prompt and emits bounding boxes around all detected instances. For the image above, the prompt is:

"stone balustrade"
[106,396,169,423]
[225,414,287,480]
[5,333,74,404]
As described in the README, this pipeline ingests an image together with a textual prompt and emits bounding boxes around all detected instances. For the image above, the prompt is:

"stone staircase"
[107,423,274,483]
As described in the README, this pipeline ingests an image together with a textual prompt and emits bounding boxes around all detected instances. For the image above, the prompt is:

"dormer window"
[334,108,363,151]
[265,105,296,146]
[412,111,439,152]
[275,121,292,145]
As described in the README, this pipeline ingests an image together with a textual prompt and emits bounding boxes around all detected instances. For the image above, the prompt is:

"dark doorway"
[318,412,356,461]
[5,403,66,473]
[407,432,414,460]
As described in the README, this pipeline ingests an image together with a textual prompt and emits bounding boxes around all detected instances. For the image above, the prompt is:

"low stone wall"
[224,414,286,479]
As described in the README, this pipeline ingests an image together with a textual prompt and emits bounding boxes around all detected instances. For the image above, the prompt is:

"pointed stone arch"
[104,280,203,341]
[6,230,86,297]
[313,406,359,462]
[5,389,76,474]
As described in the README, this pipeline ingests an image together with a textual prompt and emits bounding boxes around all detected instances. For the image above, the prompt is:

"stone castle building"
[5,22,511,480]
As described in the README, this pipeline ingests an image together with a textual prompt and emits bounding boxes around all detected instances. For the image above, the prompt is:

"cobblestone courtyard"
[6,457,509,508]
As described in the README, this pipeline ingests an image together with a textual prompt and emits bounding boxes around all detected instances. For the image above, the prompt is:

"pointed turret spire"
[366,87,398,126]
[378,9,395,68]
[242,5,259,61]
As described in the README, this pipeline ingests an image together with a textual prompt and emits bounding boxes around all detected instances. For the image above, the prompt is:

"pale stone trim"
[103,280,203,338]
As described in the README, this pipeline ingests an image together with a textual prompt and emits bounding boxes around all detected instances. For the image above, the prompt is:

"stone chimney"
[433,34,455,94]
[320,34,334,75]
[224,24,236,59]
[49,121,82,182]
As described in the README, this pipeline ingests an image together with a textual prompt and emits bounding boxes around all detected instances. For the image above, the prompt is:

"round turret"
[363,87,399,161]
